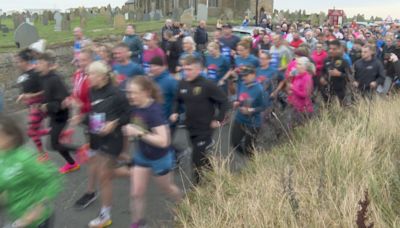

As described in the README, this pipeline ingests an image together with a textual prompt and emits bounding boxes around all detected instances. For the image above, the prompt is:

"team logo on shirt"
[193,87,202,96]
[257,75,267,83]
[335,60,343,68]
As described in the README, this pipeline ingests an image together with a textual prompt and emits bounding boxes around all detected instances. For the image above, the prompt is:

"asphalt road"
[1,110,261,228]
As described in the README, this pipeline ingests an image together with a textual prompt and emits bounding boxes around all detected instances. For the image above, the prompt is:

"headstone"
[172,8,183,21]
[128,12,135,20]
[125,13,129,21]
[80,17,87,28]
[61,13,71,31]
[0,25,9,34]
[245,9,252,19]
[197,4,208,21]
[224,8,234,21]
[104,11,113,26]
[33,13,39,23]
[42,14,49,26]
[143,13,151,21]
[180,11,194,27]
[154,11,161,21]
[14,22,40,48]
[54,12,62,31]
[48,11,54,21]
[113,14,126,29]
[136,10,144,21]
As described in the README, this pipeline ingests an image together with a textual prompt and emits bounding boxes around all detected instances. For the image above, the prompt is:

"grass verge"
[176,97,400,227]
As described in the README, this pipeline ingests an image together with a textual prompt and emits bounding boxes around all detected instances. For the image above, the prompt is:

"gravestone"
[224,8,234,21]
[14,23,39,48]
[154,11,161,21]
[180,11,194,27]
[80,17,87,28]
[48,11,54,21]
[128,12,135,20]
[33,13,39,23]
[125,13,129,21]
[136,10,144,21]
[104,11,113,26]
[113,14,126,29]
[54,12,62,31]
[197,4,208,21]
[143,13,151,21]
[172,8,183,21]
[0,25,9,34]
[42,13,49,26]
[245,9,252,19]
[61,13,71,31]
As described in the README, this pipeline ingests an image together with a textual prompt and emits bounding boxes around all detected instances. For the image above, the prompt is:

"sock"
[100,206,111,218]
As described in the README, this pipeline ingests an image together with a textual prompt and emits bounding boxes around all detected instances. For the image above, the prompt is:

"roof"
[125,0,135,4]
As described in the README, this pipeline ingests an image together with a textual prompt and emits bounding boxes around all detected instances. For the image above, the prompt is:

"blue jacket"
[235,81,265,127]
[153,70,178,119]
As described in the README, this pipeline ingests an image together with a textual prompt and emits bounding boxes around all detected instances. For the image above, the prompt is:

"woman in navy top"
[123,76,183,228]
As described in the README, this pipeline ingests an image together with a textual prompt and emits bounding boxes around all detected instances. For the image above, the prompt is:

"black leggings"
[189,134,213,185]
[231,122,260,157]
[49,119,76,164]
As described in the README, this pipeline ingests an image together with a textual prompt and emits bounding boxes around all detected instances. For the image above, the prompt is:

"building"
[126,0,274,19]
[328,9,346,26]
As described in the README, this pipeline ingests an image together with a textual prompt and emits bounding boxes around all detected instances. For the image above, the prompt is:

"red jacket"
[311,50,328,77]
[290,39,304,49]
[71,69,91,115]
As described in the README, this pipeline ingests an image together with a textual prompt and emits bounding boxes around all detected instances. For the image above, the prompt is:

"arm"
[125,124,170,148]
[208,83,230,122]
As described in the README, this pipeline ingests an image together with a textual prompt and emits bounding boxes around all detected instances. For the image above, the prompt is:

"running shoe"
[74,192,97,210]
[37,152,49,162]
[59,162,80,174]
[88,213,112,228]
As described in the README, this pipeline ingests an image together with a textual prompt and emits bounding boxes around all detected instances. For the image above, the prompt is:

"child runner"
[36,51,80,173]
[124,76,183,228]
[15,49,49,161]
[0,114,62,228]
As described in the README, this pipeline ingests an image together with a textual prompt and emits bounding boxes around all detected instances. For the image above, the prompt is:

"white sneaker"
[88,213,112,228]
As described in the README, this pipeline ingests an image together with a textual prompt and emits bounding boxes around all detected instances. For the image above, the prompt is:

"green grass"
[0,16,166,52]
[176,97,400,227]
[0,16,243,53]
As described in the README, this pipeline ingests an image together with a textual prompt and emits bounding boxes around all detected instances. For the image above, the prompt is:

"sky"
[0,0,398,19]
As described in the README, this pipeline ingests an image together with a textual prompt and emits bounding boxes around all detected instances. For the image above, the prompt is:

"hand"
[62,97,73,109]
[352,81,359,88]
[210,120,221,129]
[233,101,240,109]
[239,107,253,115]
[122,124,144,137]
[169,113,179,123]
[270,91,278,98]
[16,94,26,104]
[369,81,377,89]
[40,104,47,113]
[99,121,117,136]
[328,69,342,77]
[230,49,236,57]
[390,53,398,63]
[320,77,328,86]
[217,79,226,86]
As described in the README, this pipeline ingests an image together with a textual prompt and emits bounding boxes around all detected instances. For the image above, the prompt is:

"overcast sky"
[1,0,398,18]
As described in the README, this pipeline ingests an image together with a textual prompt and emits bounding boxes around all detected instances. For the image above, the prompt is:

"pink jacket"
[288,72,314,113]
[311,50,328,77]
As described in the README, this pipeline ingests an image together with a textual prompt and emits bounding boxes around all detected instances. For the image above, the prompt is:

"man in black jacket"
[170,55,229,185]
[353,45,385,96]
[194,20,208,54]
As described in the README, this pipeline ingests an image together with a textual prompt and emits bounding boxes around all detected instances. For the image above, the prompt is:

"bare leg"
[97,155,114,207]
[153,172,183,203]
[130,167,151,223]
[87,155,98,193]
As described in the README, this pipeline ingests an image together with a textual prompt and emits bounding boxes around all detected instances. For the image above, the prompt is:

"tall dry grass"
[176,97,400,227]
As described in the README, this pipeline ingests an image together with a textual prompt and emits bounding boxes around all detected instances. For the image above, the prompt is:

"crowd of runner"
[0,18,400,228]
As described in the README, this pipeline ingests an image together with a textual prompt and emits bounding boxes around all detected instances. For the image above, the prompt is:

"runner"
[163,30,182,74]
[0,114,62,228]
[353,45,385,96]
[15,49,49,161]
[84,61,130,228]
[170,55,229,185]
[287,57,314,128]
[122,24,143,64]
[231,65,265,157]
[112,43,144,89]
[205,42,230,91]
[124,76,183,228]
[256,51,281,109]
[219,24,241,62]
[320,40,351,104]
[142,33,166,74]
[311,42,328,89]
[36,51,80,174]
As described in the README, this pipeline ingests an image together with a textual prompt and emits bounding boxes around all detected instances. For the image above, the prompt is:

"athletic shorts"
[133,150,175,176]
